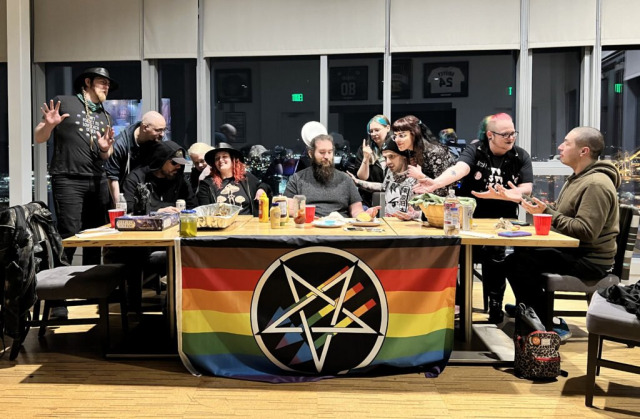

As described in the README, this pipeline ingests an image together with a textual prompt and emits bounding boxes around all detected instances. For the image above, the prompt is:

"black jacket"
[197,172,271,216]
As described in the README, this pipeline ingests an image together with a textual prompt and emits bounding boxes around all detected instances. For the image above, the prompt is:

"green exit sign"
[291,93,304,102]
[507,86,513,96]
[615,83,623,94]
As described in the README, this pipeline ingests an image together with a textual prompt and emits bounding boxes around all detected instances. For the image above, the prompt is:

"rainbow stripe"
[178,236,459,382]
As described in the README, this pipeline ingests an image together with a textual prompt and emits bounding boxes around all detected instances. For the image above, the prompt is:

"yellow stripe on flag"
[182,310,252,335]
[386,307,455,338]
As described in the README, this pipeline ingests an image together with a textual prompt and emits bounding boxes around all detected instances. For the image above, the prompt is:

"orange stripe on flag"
[386,289,455,314]
[182,289,252,313]
[377,268,457,292]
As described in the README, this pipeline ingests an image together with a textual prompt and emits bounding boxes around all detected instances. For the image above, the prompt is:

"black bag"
[0,202,68,357]
[513,303,562,379]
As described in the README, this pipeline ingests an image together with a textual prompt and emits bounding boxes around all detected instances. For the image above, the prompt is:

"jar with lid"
[180,209,198,237]
[272,195,289,226]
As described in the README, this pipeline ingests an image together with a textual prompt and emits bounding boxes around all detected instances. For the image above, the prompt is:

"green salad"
[410,193,477,210]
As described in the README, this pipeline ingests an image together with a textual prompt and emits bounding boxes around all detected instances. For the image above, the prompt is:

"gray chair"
[543,205,640,331]
[32,264,129,354]
[585,291,640,407]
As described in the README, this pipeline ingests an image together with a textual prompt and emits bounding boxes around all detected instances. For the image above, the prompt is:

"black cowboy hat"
[73,67,119,93]
[204,142,244,166]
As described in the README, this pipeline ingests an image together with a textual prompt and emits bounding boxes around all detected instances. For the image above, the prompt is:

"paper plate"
[312,219,346,228]
[348,219,381,227]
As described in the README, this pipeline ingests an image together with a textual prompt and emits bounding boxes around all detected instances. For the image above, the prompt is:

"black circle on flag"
[251,246,388,375]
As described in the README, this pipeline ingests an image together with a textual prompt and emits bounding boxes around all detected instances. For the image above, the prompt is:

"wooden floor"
[1,280,639,418]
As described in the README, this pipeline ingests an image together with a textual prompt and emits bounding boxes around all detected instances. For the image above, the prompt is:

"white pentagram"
[251,246,388,375]
[261,262,378,372]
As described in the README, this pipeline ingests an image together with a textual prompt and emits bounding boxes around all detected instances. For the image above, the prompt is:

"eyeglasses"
[490,131,518,139]
[170,160,182,166]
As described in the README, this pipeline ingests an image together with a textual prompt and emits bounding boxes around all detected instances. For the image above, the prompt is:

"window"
[158,59,197,148]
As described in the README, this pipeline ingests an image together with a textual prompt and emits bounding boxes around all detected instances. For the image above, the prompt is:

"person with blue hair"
[354,115,392,207]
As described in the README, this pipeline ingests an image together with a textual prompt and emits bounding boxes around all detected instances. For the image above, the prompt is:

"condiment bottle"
[443,189,460,236]
[179,209,198,237]
[258,193,270,223]
[272,195,289,226]
[270,203,281,229]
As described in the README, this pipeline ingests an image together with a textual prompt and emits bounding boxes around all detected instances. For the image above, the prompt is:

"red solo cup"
[108,209,125,228]
[533,213,552,235]
[305,205,316,223]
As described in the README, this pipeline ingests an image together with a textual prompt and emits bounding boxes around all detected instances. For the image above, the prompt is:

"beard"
[311,159,334,185]
[96,91,107,103]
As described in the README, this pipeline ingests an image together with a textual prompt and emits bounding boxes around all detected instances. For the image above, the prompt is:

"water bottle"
[117,193,128,213]
[443,189,460,236]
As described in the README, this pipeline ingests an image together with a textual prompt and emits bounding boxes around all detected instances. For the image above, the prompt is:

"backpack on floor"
[513,303,562,380]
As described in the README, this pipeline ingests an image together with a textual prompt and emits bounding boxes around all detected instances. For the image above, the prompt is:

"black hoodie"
[121,141,197,212]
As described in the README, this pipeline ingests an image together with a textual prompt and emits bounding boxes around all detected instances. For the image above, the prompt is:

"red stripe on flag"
[182,267,262,291]
[377,268,457,292]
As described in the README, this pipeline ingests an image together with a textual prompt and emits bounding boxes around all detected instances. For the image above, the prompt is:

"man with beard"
[121,140,197,212]
[284,134,378,218]
[105,111,167,205]
[34,67,117,265]
[34,67,117,319]
[349,138,419,219]
[110,141,197,311]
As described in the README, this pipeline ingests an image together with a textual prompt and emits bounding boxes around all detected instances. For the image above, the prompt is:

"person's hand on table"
[393,207,419,221]
[157,206,180,214]
[521,196,547,214]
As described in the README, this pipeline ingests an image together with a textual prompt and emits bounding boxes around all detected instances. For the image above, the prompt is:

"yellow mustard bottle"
[258,193,270,223]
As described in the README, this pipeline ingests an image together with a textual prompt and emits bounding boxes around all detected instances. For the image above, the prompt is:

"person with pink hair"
[415,113,533,323]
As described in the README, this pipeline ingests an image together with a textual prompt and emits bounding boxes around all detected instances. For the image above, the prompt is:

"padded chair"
[584,291,640,407]
[31,264,129,354]
[543,204,640,331]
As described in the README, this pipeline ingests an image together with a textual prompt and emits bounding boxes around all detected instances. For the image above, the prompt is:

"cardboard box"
[115,212,179,231]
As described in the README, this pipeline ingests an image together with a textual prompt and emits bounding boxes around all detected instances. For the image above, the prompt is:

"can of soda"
[176,199,186,212]
[461,203,473,231]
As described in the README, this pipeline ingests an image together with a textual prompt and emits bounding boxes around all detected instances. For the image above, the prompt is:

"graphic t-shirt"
[48,95,111,177]
[382,171,417,215]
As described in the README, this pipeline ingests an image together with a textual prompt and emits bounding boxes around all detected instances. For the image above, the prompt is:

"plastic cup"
[108,209,125,228]
[305,205,316,223]
[533,213,552,235]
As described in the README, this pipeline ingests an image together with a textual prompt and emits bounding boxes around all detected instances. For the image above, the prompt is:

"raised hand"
[40,100,69,127]
[97,126,115,152]
[362,139,373,164]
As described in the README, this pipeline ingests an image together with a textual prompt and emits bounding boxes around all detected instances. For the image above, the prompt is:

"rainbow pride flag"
[177,236,459,383]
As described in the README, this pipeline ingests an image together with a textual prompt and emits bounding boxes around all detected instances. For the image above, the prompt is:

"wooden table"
[63,215,578,362]
[385,217,579,361]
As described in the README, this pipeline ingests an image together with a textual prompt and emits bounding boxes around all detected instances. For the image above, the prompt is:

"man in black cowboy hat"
[34,67,117,260]
[34,66,118,319]
[121,140,197,213]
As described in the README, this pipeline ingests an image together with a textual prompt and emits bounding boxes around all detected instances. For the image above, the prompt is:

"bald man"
[105,111,167,204]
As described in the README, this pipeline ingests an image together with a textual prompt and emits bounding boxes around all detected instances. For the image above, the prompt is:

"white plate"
[348,219,381,227]
[312,219,346,228]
